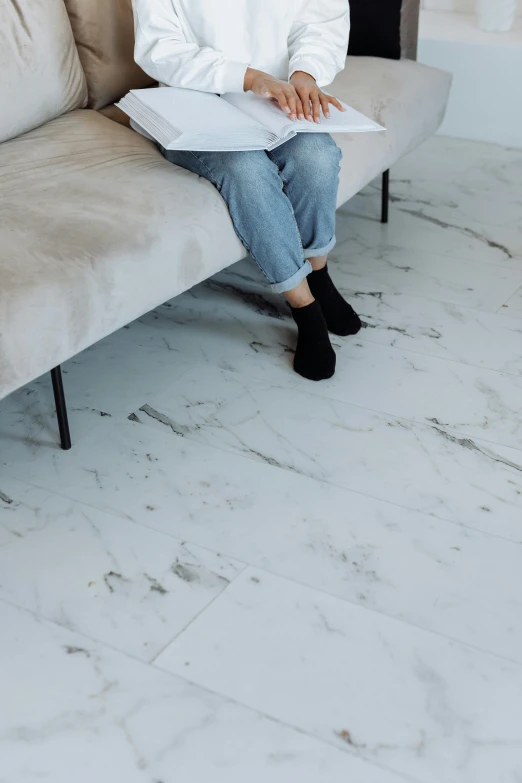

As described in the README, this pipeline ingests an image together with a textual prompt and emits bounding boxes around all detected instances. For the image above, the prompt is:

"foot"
[291,300,336,381]
[308,264,361,336]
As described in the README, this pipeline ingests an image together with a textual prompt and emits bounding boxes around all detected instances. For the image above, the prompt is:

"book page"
[224,93,294,138]
[127,87,267,138]
[292,101,384,133]
[224,93,384,136]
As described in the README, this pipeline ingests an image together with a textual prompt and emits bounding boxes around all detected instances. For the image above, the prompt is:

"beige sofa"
[0,0,451,448]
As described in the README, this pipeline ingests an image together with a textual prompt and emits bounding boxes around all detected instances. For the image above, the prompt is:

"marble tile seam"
[0,595,425,783]
[5,472,522,666]
[497,285,522,313]
[152,557,522,669]
[0,593,424,781]
[147,572,247,665]
[0,545,248,665]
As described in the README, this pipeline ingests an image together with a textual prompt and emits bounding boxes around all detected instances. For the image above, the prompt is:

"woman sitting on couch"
[131,0,361,381]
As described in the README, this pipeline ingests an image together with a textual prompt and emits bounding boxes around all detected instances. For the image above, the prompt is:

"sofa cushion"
[332,57,452,206]
[0,58,451,400]
[64,0,155,110]
[0,0,87,144]
[0,110,246,399]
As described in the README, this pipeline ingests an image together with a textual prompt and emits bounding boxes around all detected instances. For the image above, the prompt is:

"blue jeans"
[161,134,342,293]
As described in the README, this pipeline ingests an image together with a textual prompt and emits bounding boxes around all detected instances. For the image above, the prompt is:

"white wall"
[418,11,522,147]
[421,0,521,14]
[422,0,474,10]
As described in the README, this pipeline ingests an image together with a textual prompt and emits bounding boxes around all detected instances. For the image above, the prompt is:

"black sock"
[291,300,336,381]
[308,264,362,336]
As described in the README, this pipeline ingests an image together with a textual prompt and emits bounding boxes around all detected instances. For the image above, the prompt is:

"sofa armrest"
[401,0,421,60]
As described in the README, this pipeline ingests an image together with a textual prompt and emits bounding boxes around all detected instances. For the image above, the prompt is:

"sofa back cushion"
[64,0,155,110]
[0,0,87,143]
[349,0,420,60]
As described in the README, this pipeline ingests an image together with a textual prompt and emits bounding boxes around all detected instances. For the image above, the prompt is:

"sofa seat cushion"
[0,110,247,399]
[332,56,452,206]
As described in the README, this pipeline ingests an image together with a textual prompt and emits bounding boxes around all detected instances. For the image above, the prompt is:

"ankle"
[287,293,315,309]
[283,280,315,309]
[310,263,329,278]
[309,254,328,272]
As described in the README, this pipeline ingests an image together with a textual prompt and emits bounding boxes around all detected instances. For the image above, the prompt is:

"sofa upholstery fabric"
[0,110,246,399]
[333,57,451,206]
[0,59,451,400]
[0,0,87,144]
[64,0,155,110]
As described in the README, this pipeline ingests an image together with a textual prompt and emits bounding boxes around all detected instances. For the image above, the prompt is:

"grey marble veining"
[130,365,522,542]
[354,134,522,264]
[299,337,522,450]
[328,241,522,312]
[0,476,244,661]
[0,385,36,417]
[353,291,522,376]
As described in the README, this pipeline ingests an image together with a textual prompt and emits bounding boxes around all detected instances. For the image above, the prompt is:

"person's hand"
[289,71,346,123]
[244,68,303,120]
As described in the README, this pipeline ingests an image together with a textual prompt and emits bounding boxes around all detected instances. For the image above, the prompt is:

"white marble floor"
[1,136,522,783]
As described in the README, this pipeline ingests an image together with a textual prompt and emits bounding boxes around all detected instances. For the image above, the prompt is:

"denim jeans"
[160,133,342,293]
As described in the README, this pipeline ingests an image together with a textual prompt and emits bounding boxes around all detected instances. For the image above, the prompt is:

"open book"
[116,87,384,152]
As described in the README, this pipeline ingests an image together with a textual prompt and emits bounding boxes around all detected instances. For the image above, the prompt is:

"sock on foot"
[308,264,362,336]
[291,300,336,381]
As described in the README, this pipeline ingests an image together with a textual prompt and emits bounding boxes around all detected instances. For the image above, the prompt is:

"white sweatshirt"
[131,0,350,94]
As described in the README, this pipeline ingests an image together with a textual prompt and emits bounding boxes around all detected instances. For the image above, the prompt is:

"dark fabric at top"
[348,0,402,60]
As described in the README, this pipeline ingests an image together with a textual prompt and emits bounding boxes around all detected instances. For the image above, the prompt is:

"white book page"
[127,87,267,139]
[292,101,384,133]
[224,92,295,138]
[224,92,384,136]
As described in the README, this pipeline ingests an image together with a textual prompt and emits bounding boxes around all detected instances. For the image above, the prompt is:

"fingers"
[327,95,346,113]
[298,90,346,121]
[310,91,322,124]
[296,87,329,123]
[273,88,291,117]
[287,91,298,121]
[294,92,305,120]
[271,85,303,120]
[262,78,336,123]
[319,93,330,120]
[297,90,313,122]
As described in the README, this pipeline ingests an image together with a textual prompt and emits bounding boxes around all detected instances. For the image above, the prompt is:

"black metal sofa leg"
[381,169,390,224]
[51,366,72,450]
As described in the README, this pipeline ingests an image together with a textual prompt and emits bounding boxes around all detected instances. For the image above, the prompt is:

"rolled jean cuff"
[303,235,336,259]
[270,260,313,294]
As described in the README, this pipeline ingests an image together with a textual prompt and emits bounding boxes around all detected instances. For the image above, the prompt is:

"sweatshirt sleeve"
[131,0,249,94]
[288,0,350,87]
